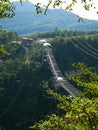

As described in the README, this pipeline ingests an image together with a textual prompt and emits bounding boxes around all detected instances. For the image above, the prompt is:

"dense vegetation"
[0,30,98,130]
[31,30,98,72]
[31,29,98,39]
[0,30,56,130]
[1,2,98,35]
[31,63,98,130]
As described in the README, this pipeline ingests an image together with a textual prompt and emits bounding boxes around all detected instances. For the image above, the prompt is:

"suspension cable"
[71,36,98,56]
[70,39,98,59]
[71,29,98,53]
[65,20,98,59]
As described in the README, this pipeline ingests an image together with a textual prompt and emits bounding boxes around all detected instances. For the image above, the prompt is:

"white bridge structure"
[40,40,80,98]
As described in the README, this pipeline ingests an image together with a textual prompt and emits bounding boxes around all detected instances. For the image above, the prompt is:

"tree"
[31,63,98,130]
[0,0,15,19]
[0,0,96,19]
[0,30,18,56]
[36,0,94,14]
[0,45,8,55]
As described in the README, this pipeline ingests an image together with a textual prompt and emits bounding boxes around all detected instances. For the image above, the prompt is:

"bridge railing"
[43,45,80,98]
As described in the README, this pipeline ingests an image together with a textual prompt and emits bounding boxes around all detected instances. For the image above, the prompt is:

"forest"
[0,30,98,130]
[1,1,98,35]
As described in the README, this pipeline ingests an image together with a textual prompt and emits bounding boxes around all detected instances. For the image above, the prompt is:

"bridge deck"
[44,46,80,98]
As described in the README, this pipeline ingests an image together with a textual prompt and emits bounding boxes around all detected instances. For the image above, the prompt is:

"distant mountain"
[0,2,98,35]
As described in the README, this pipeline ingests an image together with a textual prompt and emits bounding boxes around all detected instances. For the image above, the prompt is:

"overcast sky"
[28,0,98,20]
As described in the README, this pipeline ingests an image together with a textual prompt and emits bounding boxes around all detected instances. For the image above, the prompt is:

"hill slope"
[0,2,98,35]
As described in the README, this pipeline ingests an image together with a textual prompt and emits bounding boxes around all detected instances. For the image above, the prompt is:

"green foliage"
[0,0,94,19]
[0,30,18,44]
[6,42,25,59]
[50,34,98,72]
[1,1,97,35]
[35,0,94,14]
[0,0,15,19]
[31,93,98,130]
[32,30,98,39]
[0,30,98,130]
[0,44,8,55]
[71,63,98,98]
[0,31,55,130]
[28,43,42,62]
[31,63,98,130]
[0,59,54,130]
[35,3,43,14]
[0,30,20,59]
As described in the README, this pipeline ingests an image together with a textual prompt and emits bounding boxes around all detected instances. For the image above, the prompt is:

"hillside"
[0,2,98,35]
[0,30,98,130]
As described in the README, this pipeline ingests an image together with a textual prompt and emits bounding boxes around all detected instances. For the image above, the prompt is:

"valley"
[0,30,98,129]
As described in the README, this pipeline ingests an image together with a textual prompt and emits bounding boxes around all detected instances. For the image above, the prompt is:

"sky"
[27,0,98,20]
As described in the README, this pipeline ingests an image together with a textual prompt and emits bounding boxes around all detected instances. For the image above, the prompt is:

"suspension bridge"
[1,33,98,119]
[41,40,80,98]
